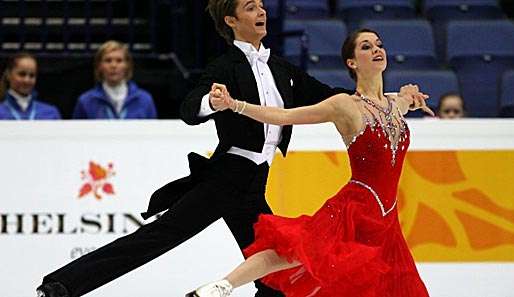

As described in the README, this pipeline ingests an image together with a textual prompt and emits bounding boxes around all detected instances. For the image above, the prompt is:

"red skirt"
[244,183,429,297]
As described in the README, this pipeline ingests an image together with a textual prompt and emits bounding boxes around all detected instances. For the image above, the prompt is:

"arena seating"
[0,0,513,118]
[423,0,506,60]
[284,19,347,68]
[384,70,460,117]
[447,20,514,117]
[308,68,355,90]
[360,20,438,70]
[337,0,416,31]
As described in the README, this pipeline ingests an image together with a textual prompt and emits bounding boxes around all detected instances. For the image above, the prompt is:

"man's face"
[227,0,267,44]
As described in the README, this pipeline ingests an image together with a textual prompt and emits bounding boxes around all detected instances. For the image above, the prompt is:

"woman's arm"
[213,83,347,126]
[233,97,337,125]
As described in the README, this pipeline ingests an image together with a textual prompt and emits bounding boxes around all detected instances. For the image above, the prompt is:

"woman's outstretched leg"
[187,249,300,297]
[227,249,300,288]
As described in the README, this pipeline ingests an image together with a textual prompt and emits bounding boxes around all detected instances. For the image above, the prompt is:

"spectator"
[0,53,61,120]
[72,40,157,119]
[437,92,466,119]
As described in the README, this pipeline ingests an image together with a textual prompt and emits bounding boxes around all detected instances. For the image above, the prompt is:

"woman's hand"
[398,84,435,116]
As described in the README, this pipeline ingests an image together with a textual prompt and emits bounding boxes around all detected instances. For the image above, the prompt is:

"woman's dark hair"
[0,52,37,100]
[341,28,380,82]
[437,92,466,113]
[207,0,239,44]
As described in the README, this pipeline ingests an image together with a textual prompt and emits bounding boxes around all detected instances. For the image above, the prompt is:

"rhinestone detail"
[350,179,397,217]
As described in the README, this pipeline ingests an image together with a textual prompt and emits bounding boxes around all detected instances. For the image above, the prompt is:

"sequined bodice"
[344,95,410,215]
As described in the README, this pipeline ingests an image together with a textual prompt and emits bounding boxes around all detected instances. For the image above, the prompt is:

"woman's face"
[98,49,128,85]
[8,57,37,96]
[227,0,267,45]
[349,32,387,78]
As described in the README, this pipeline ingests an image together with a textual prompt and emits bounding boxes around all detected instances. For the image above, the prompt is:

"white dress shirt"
[198,40,284,165]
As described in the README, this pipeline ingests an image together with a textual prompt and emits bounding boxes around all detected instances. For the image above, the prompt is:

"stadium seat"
[284,19,347,69]
[500,70,514,116]
[0,0,154,54]
[447,20,514,117]
[285,0,330,19]
[360,20,438,70]
[424,0,504,20]
[265,0,329,19]
[337,0,416,32]
[308,69,355,90]
[423,0,505,61]
[384,70,460,117]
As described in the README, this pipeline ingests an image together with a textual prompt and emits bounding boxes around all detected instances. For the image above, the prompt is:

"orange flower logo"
[78,161,116,200]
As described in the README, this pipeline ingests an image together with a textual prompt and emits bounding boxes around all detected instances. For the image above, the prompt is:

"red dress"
[244,96,430,297]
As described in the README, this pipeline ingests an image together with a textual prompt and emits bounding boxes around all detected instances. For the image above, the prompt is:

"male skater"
[37,1,426,296]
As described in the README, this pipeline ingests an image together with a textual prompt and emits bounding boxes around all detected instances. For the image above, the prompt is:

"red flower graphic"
[78,161,116,200]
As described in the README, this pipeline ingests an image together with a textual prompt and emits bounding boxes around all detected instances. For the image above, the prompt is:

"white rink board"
[1,119,514,297]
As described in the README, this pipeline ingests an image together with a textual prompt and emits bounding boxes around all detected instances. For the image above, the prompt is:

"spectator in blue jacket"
[73,40,157,119]
[0,52,61,120]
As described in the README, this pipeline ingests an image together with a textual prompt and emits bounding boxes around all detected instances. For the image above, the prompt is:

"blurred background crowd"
[0,0,513,120]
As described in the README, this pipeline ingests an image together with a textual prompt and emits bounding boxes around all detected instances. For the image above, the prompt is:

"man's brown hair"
[207,0,239,44]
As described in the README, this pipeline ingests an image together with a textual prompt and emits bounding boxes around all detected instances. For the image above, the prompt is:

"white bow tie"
[248,48,270,65]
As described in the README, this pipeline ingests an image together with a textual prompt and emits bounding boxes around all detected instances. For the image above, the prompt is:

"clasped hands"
[208,83,236,111]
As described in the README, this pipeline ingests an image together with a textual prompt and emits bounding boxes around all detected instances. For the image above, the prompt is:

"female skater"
[187,29,433,297]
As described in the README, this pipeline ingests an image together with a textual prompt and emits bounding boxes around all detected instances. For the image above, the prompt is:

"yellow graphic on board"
[265,151,514,262]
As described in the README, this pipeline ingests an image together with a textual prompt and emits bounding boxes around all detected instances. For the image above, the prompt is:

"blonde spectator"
[72,40,157,119]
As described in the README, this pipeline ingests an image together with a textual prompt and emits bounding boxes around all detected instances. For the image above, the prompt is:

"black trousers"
[43,154,284,297]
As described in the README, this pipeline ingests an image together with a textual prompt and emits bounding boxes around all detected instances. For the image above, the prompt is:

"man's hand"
[399,84,435,116]
[209,83,231,111]
[210,83,236,111]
